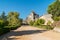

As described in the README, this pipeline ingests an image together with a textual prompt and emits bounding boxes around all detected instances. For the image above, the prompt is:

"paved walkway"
[0,25,60,40]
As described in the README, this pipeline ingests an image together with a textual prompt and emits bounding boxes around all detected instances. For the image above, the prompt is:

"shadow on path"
[10,30,47,36]
[1,30,47,40]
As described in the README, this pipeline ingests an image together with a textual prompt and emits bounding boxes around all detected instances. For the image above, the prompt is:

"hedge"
[4,24,21,30]
[0,23,21,36]
[0,28,10,35]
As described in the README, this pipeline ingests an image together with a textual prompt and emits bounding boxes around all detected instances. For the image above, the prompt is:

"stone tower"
[26,11,39,24]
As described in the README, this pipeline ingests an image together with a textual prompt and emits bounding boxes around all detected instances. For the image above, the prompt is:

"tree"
[1,11,7,20]
[8,12,19,18]
[0,12,8,26]
[47,0,60,21]
[7,12,21,29]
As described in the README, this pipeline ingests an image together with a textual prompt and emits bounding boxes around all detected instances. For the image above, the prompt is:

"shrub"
[33,20,40,26]
[36,19,45,25]
[0,19,10,35]
[4,23,21,30]
[37,25,53,30]
[3,28,10,33]
[38,19,45,24]
[42,25,53,30]
[0,19,4,28]
[47,21,52,25]
[34,25,53,30]
[33,19,45,26]
[0,28,10,35]
[0,28,3,35]
[29,20,34,26]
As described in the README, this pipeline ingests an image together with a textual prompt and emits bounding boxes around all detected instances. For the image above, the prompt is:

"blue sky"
[0,0,55,19]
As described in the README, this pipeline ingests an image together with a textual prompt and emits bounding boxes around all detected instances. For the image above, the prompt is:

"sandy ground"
[0,25,60,40]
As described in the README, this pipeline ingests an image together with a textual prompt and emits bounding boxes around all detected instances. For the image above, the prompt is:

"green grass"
[33,25,53,30]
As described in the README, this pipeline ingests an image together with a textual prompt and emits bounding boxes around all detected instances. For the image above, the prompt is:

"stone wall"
[39,14,54,25]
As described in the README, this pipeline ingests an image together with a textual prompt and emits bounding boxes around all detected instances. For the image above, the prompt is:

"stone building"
[39,14,54,25]
[25,12,54,25]
[26,11,39,24]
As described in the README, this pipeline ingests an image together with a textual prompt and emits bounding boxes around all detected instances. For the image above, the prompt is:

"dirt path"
[0,25,60,40]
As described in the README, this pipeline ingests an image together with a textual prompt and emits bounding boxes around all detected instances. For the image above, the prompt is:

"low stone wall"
[53,27,60,32]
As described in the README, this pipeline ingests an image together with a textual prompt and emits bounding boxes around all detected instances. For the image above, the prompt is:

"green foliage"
[35,25,53,30]
[29,20,34,26]
[0,28,10,35]
[29,19,45,26]
[8,12,19,18]
[33,19,45,26]
[0,19,4,28]
[0,11,22,35]
[7,12,21,30]
[47,0,60,21]
[30,19,53,30]
[41,25,53,30]
[37,19,45,24]
[52,16,60,21]
[47,21,52,25]
[33,21,39,26]
[7,12,19,27]
[1,12,6,20]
